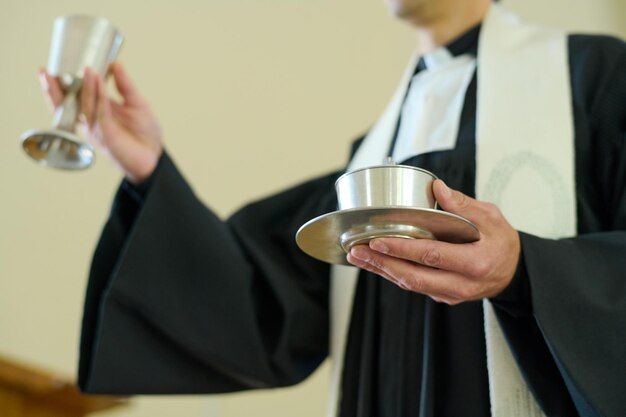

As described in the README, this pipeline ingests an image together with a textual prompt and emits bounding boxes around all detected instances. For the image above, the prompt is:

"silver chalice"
[21,15,123,169]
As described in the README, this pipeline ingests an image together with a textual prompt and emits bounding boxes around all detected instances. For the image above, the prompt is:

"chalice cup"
[21,15,123,170]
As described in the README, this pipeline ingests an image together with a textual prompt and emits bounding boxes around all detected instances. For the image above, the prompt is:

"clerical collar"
[416,23,481,73]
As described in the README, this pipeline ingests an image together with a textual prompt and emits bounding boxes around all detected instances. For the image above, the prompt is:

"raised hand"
[38,62,163,184]
[346,179,521,304]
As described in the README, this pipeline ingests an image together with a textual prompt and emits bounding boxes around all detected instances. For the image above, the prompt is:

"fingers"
[79,68,113,132]
[38,69,64,110]
[110,62,142,105]
[80,67,99,127]
[348,245,473,302]
[76,69,113,145]
[96,74,113,121]
[368,238,488,278]
[92,74,115,147]
[37,63,140,116]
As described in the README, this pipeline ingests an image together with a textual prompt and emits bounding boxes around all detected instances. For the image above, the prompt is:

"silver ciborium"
[296,162,480,265]
[21,15,124,170]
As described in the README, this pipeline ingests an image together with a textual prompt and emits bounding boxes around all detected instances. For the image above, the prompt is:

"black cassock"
[78,27,626,417]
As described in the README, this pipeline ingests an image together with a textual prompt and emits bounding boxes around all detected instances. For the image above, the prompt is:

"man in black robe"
[40,0,626,415]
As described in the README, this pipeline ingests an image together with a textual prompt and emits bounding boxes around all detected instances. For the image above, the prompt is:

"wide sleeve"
[493,37,626,417]
[78,152,340,395]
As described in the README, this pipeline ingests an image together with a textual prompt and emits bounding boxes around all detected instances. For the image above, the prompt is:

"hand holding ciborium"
[296,162,480,265]
[21,15,123,170]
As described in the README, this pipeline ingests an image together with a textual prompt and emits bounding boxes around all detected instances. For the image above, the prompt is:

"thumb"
[110,61,142,105]
[433,179,482,220]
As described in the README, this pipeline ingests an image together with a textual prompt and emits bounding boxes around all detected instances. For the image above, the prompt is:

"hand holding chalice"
[21,15,123,170]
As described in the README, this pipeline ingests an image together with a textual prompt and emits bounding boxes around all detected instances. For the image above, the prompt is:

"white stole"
[326,4,575,417]
[477,6,575,417]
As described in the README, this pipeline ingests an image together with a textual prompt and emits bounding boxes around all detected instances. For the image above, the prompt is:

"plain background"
[1,0,624,416]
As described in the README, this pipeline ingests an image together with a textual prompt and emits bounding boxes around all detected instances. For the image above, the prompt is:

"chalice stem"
[52,92,78,132]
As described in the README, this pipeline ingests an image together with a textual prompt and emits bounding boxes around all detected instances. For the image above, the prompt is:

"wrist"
[125,146,163,185]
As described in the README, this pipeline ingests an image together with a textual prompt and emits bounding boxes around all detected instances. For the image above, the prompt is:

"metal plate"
[296,206,480,265]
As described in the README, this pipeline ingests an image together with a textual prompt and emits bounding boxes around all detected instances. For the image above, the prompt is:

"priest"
[39,0,626,416]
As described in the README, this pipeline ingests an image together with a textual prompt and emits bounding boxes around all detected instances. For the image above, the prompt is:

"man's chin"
[385,2,424,23]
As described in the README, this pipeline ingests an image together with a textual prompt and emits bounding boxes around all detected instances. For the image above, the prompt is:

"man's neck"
[412,0,491,54]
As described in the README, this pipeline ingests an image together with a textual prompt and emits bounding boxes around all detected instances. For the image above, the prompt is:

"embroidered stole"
[327,5,575,416]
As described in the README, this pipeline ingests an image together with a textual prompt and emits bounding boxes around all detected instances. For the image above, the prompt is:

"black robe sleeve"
[78,152,340,394]
[494,36,626,417]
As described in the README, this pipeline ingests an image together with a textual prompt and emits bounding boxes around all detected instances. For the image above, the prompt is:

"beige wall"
[0,1,623,416]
